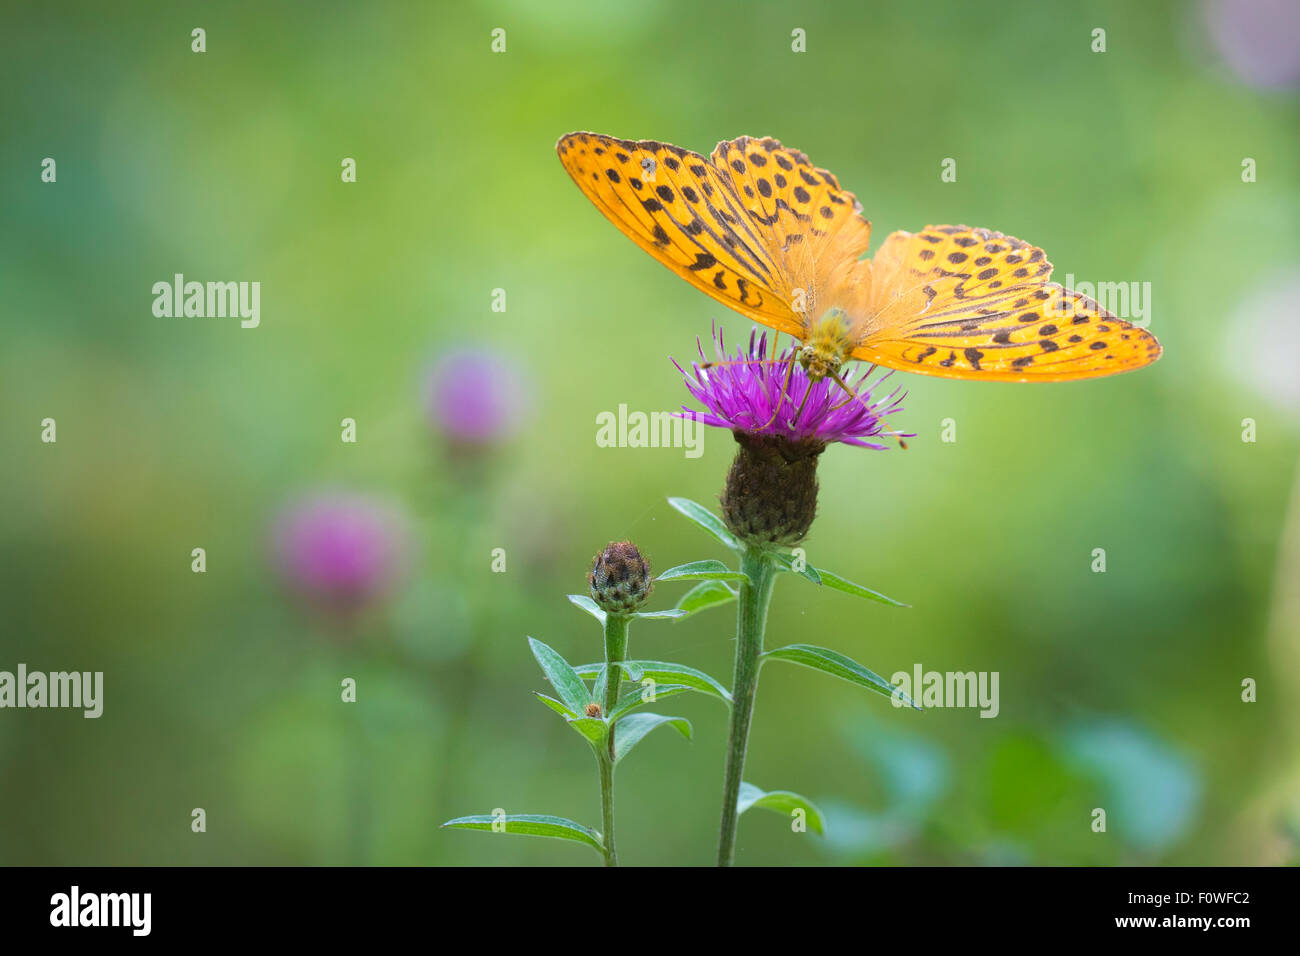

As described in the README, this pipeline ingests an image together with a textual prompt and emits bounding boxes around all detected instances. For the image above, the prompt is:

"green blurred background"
[3,0,1299,865]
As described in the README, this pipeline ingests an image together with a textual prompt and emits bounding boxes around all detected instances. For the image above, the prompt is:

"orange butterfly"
[556,132,1161,386]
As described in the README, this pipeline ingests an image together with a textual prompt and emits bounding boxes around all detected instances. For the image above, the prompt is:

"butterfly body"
[797,309,856,382]
[557,132,1161,383]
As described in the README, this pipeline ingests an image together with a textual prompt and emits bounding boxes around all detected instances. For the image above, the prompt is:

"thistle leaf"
[612,713,692,764]
[762,644,919,709]
[528,637,591,713]
[441,814,603,854]
[737,783,825,836]
[657,559,747,583]
[667,497,742,552]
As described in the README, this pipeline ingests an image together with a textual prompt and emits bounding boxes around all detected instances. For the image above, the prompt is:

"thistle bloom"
[423,347,529,445]
[675,328,911,547]
[674,327,909,451]
[271,493,411,617]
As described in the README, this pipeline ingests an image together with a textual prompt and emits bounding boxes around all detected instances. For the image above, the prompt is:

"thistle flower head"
[271,492,411,618]
[674,327,910,450]
[674,327,912,547]
[424,347,529,446]
[588,541,654,615]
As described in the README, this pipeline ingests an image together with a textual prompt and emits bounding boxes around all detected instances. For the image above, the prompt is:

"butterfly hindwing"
[854,225,1161,382]
[556,132,804,335]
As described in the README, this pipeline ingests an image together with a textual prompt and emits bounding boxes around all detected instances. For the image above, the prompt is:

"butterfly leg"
[829,370,908,449]
[698,358,786,373]
[757,353,801,430]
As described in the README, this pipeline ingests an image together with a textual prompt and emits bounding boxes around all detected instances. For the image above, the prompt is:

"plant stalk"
[717,547,778,866]
[603,614,628,717]
[598,613,630,866]
[598,753,617,867]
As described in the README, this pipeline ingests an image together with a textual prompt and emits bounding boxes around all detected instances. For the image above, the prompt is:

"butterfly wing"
[710,136,875,319]
[852,225,1161,381]
[557,132,804,336]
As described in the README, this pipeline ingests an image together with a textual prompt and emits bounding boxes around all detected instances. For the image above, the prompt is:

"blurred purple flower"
[1203,0,1300,89]
[272,493,411,616]
[674,327,911,450]
[423,347,529,445]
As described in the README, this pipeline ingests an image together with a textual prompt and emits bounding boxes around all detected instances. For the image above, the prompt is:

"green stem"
[598,753,617,867]
[603,614,629,717]
[599,613,630,867]
[717,547,778,866]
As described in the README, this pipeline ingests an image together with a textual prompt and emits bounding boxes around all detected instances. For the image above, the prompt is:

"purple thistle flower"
[424,347,529,445]
[673,326,911,450]
[271,493,412,618]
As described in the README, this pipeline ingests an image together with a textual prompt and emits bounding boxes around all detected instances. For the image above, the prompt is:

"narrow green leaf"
[737,783,825,836]
[667,497,741,552]
[613,713,692,764]
[629,663,731,703]
[569,594,682,625]
[567,593,606,624]
[576,662,642,694]
[673,579,738,620]
[534,692,576,719]
[574,660,732,704]
[528,637,591,713]
[609,683,692,721]
[565,715,608,747]
[633,608,688,620]
[657,559,747,583]
[441,814,603,854]
[771,551,822,585]
[762,644,919,708]
[815,568,909,607]
[615,661,645,681]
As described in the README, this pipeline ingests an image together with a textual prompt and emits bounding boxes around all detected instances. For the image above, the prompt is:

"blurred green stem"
[350,708,375,865]
[599,613,629,866]
[717,546,777,866]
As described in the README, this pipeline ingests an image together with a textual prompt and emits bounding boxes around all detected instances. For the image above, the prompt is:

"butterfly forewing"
[709,137,870,255]
[854,225,1162,382]
[556,132,803,335]
[711,136,875,320]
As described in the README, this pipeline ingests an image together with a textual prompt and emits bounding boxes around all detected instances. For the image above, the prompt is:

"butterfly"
[556,132,1161,386]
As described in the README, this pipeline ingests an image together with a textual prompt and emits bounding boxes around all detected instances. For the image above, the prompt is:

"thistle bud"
[720,432,824,547]
[588,541,653,615]
[584,702,603,718]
